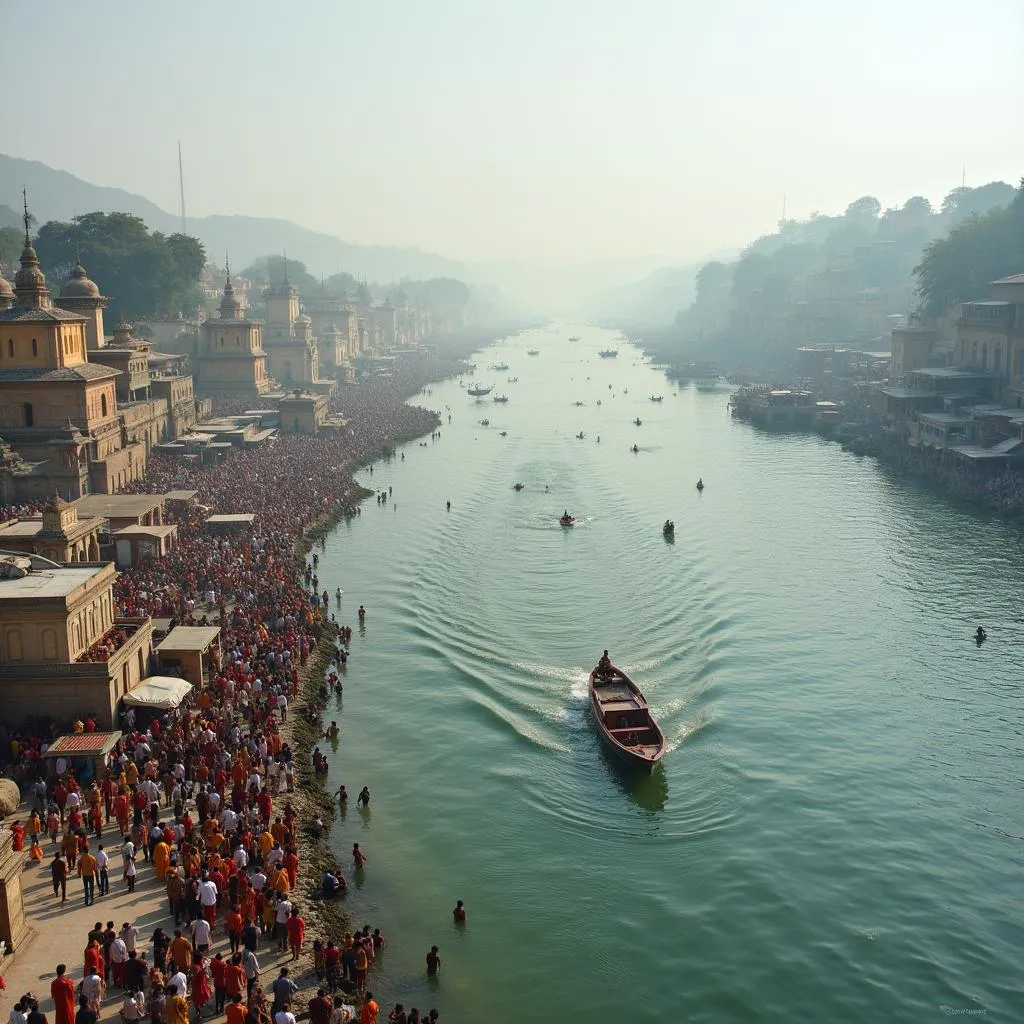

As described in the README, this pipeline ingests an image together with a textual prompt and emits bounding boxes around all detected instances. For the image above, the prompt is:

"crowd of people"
[1,366,476,1024]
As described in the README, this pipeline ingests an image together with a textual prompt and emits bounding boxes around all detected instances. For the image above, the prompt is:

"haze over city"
[7,0,1022,268]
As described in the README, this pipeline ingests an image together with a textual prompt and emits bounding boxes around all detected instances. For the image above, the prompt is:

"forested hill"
[644,181,1019,370]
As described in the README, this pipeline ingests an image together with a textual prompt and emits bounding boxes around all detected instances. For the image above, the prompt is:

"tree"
[844,196,882,224]
[940,181,1017,226]
[0,226,22,275]
[915,182,1024,321]
[33,212,205,320]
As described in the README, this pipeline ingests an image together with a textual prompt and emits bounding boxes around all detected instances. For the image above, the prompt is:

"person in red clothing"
[224,994,246,1024]
[283,848,299,890]
[225,906,243,955]
[50,964,76,1024]
[286,907,305,961]
[223,956,245,1004]
[10,821,25,852]
[190,959,212,1018]
[209,954,227,1014]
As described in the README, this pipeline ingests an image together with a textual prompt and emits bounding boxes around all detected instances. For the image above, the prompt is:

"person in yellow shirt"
[77,849,97,906]
[270,866,290,894]
[259,830,274,859]
[165,988,189,1024]
[125,762,139,786]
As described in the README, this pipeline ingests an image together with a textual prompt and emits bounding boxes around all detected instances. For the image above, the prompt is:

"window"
[101,393,108,417]
[7,339,11,357]
[31,339,37,357]
[23,402,33,427]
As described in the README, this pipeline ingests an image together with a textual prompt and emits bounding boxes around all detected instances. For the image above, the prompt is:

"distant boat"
[493,394,509,403]
[573,401,585,407]
[598,350,618,358]
[649,395,664,402]
[589,662,666,772]
[527,349,540,356]
[513,482,525,491]
[559,513,576,526]
[467,384,492,397]
[493,362,509,371]
[568,335,581,342]
[662,520,675,537]
[480,418,490,426]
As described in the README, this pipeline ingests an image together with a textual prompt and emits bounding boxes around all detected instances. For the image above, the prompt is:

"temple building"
[0,206,146,498]
[262,275,320,386]
[0,550,153,728]
[196,271,272,396]
[0,494,102,563]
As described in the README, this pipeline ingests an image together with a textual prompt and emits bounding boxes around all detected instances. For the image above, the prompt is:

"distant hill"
[0,153,467,283]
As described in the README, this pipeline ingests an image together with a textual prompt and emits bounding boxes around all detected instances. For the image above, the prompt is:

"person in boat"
[664,520,673,531]
[597,649,611,674]
[975,626,987,643]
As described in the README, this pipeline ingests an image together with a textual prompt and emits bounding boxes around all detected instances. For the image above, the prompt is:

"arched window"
[23,402,33,427]
[31,339,37,357]
[101,393,108,417]
[7,339,12,357]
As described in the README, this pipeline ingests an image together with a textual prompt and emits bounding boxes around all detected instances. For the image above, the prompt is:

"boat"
[663,520,675,537]
[498,431,507,437]
[630,444,639,453]
[559,513,576,526]
[493,394,509,403]
[633,418,642,426]
[513,482,525,491]
[468,384,492,397]
[573,401,585,407]
[527,349,540,356]
[480,418,490,426]
[649,395,663,403]
[589,662,666,772]
[576,432,585,440]
[493,362,509,371]
[568,335,581,342]
[598,350,618,358]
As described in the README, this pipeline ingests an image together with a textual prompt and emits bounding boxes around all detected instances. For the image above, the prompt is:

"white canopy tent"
[123,676,194,710]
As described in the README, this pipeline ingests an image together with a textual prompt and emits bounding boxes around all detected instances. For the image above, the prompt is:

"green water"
[315,325,1022,1023]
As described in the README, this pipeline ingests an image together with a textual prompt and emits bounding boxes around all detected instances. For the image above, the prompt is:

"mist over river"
[313,325,1021,1023]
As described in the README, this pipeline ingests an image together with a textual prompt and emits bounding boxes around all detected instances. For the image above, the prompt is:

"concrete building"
[0,551,153,728]
[0,214,147,499]
[197,272,271,396]
[889,327,940,383]
[0,495,102,563]
[262,277,319,386]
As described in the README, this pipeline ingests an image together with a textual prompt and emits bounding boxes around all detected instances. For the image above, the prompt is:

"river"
[314,325,1021,1023]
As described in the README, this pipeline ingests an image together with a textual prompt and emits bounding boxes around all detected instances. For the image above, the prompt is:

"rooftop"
[164,490,198,501]
[74,494,165,519]
[0,364,120,383]
[0,306,86,323]
[156,625,221,653]
[43,732,122,758]
[205,513,255,525]
[112,524,177,538]
[990,274,1024,285]
[0,563,109,601]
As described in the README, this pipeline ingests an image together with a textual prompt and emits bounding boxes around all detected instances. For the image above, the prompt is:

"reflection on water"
[598,745,669,814]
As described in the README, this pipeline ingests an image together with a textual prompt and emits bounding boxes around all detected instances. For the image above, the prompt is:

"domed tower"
[219,268,245,320]
[13,196,52,311]
[293,313,313,342]
[59,258,109,350]
[0,260,13,312]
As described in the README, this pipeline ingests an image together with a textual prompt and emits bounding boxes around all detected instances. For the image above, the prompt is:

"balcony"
[0,617,151,679]
[77,617,149,663]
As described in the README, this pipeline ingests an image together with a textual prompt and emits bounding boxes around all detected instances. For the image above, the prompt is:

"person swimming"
[975,626,987,643]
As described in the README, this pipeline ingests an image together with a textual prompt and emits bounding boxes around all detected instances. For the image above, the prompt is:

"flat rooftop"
[164,490,199,501]
[157,625,221,653]
[205,513,255,525]
[0,518,45,538]
[0,564,108,600]
[113,525,177,538]
[74,494,165,519]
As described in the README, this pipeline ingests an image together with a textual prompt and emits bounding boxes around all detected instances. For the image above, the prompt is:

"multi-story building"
[197,273,272,396]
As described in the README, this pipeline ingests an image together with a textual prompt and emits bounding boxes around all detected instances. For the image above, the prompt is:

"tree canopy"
[914,180,1024,321]
[32,212,205,321]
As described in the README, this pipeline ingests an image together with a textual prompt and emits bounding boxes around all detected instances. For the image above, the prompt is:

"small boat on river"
[527,349,540,355]
[663,520,675,537]
[468,384,492,397]
[589,661,666,772]
[493,362,509,371]
[493,394,509,403]
[513,482,525,491]
[650,395,664,402]
[599,349,618,358]
[568,335,580,342]
[559,512,576,526]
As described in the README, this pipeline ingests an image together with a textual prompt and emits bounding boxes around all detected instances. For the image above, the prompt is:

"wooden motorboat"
[568,335,581,342]
[589,663,666,772]
[468,384,492,397]
[559,514,576,526]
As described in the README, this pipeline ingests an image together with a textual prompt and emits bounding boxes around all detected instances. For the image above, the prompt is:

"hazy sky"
[7,0,1023,266]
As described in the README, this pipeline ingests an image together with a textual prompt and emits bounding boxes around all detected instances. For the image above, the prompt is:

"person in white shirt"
[95,846,110,896]
[121,991,145,1022]
[191,916,211,952]
[168,970,188,997]
[66,789,81,812]
[109,936,128,987]
[120,922,140,952]
[198,878,219,923]
[267,844,284,870]
[233,845,248,870]
[251,870,267,893]
[273,1011,296,1024]
[273,898,293,951]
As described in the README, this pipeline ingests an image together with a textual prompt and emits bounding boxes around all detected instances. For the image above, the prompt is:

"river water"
[315,325,1022,1023]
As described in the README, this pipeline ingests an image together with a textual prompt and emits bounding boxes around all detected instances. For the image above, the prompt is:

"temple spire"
[22,188,31,246]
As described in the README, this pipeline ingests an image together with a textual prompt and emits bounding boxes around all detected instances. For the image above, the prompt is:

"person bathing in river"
[357,787,370,809]
[452,901,466,923]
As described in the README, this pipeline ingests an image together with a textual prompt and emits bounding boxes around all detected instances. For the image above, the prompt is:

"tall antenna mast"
[178,141,187,235]
[961,164,966,189]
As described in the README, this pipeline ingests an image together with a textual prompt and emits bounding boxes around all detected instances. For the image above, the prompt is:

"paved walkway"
[2,811,298,1020]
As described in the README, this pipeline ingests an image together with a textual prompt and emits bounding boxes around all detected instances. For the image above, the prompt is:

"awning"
[44,732,122,759]
[123,676,194,710]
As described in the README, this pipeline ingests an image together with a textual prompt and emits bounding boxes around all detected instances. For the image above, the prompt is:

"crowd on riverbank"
[0,357,479,1024]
